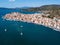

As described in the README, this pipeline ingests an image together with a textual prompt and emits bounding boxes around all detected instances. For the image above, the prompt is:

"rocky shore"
[3,12,60,31]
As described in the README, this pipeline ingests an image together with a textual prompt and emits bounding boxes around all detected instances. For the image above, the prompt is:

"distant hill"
[0,4,60,12]
[22,4,60,12]
[0,5,60,19]
[21,4,60,19]
[39,4,60,10]
[20,7,31,9]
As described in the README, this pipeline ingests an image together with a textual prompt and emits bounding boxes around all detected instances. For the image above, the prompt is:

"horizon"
[0,0,60,8]
[0,4,60,8]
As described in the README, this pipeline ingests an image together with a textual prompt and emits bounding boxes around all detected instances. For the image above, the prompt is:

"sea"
[0,8,60,45]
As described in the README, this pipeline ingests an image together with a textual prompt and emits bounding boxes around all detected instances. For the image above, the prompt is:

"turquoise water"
[0,9,60,45]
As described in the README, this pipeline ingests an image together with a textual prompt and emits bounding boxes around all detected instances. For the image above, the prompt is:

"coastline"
[2,12,60,32]
[3,18,60,32]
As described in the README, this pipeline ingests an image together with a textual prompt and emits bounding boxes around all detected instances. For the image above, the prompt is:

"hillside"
[22,4,60,12]
[21,4,60,19]
[0,5,60,19]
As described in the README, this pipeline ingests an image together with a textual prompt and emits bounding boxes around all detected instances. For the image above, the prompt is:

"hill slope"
[23,4,60,11]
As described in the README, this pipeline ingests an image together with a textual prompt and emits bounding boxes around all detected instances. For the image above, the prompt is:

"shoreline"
[2,12,60,32]
[2,19,60,32]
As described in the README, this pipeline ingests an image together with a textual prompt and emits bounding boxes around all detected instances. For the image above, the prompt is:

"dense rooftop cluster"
[3,12,60,31]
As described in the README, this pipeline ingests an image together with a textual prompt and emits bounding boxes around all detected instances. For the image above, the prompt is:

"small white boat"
[20,25,23,28]
[4,29,7,32]
[20,32,23,35]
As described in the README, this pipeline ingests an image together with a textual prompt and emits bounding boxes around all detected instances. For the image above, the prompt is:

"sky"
[0,0,60,8]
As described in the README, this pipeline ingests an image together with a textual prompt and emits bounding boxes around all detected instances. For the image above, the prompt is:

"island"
[2,12,60,32]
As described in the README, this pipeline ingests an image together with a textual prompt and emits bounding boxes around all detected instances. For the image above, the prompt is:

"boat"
[20,25,23,28]
[4,29,7,32]
[20,32,23,35]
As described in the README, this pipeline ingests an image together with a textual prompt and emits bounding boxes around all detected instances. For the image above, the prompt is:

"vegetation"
[0,4,60,19]
[22,4,60,19]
